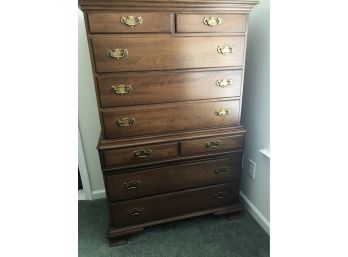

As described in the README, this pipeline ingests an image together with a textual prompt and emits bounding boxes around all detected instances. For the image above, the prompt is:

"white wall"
[78,10,104,192]
[240,0,270,233]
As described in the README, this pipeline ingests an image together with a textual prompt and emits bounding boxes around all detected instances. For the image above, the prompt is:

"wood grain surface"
[88,12,173,33]
[176,13,247,33]
[97,69,242,107]
[110,182,239,227]
[102,99,240,139]
[91,36,245,72]
[106,156,242,201]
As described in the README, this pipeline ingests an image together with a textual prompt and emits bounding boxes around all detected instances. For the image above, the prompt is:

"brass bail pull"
[124,180,141,190]
[111,85,132,95]
[216,79,232,88]
[106,48,128,60]
[203,16,223,27]
[217,45,235,55]
[128,207,143,216]
[120,16,143,27]
[116,117,135,127]
[206,140,221,149]
[134,148,152,158]
[215,167,228,175]
[214,108,231,117]
[214,191,226,200]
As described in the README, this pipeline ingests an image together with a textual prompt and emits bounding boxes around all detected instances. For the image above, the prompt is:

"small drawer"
[102,99,240,139]
[102,143,178,167]
[97,70,243,107]
[87,12,173,33]
[180,135,244,156]
[105,156,242,201]
[176,13,247,33]
[110,182,239,227]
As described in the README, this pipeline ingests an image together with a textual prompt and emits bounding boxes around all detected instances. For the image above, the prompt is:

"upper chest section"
[79,0,258,34]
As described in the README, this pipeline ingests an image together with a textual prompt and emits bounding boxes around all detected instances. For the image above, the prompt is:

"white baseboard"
[78,190,86,200]
[92,189,106,199]
[239,191,270,235]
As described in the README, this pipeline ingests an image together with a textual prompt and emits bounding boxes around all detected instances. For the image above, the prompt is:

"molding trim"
[239,191,270,235]
[259,148,270,159]
[92,189,106,199]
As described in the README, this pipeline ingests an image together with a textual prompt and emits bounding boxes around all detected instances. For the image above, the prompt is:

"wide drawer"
[176,13,247,33]
[106,156,242,201]
[102,99,240,139]
[103,143,178,167]
[91,36,245,72]
[97,70,242,107]
[110,182,239,227]
[87,12,173,33]
[181,134,244,155]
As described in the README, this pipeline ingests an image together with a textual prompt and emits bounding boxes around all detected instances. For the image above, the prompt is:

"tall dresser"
[78,0,258,246]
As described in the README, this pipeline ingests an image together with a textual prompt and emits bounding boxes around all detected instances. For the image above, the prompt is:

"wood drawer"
[102,99,240,139]
[91,36,245,72]
[103,143,178,167]
[176,13,247,33]
[106,156,242,201]
[110,182,239,227]
[87,12,173,33]
[181,134,244,155]
[97,70,242,107]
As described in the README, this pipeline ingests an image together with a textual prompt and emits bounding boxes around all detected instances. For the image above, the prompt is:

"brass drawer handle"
[111,85,132,95]
[205,140,221,149]
[217,45,235,55]
[134,148,152,158]
[215,167,229,175]
[124,180,141,190]
[106,48,128,60]
[116,117,135,127]
[214,108,231,116]
[120,16,143,27]
[203,16,222,27]
[214,191,226,200]
[216,79,232,88]
[128,207,143,216]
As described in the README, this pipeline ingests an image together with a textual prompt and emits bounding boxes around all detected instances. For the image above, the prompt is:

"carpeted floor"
[79,199,269,257]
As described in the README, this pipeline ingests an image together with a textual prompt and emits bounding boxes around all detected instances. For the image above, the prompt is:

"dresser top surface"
[79,0,258,3]
[79,0,259,11]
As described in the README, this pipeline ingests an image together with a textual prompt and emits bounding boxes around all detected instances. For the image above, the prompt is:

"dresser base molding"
[109,236,128,247]
[213,205,243,220]
[225,212,242,220]
[213,205,243,216]
[107,204,242,246]
[98,126,246,150]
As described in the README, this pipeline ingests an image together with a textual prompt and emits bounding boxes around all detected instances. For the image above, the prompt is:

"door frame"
[78,126,93,200]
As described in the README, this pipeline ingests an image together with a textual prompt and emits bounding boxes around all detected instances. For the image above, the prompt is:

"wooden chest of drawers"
[79,0,258,246]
